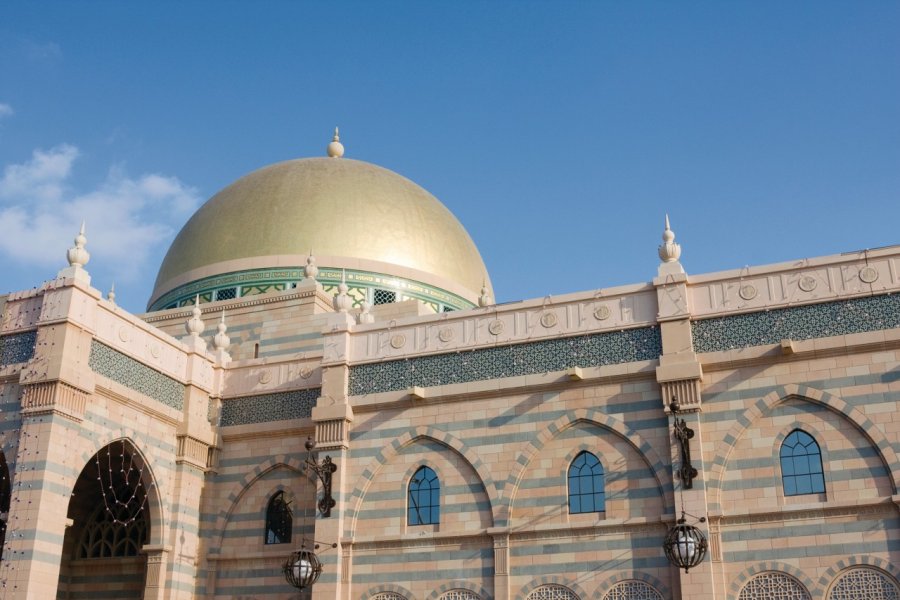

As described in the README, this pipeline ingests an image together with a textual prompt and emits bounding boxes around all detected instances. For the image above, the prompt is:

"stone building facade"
[0,142,897,599]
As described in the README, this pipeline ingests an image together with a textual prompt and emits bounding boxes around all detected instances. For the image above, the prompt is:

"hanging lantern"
[283,545,323,590]
[663,520,708,572]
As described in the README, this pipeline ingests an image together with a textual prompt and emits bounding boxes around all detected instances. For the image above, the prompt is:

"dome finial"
[327,126,345,158]
[305,250,319,280]
[333,269,352,312]
[213,310,230,351]
[107,282,116,305]
[186,294,205,337]
[658,213,681,263]
[66,220,91,268]
[478,279,492,307]
[358,300,375,324]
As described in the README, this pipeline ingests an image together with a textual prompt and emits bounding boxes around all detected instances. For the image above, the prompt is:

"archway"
[56,439,156,599]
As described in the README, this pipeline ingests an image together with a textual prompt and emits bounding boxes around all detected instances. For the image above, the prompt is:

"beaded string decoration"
[95,439,154,526]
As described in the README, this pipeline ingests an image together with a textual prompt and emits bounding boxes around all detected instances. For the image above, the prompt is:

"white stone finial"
[66,221,91,268]
[358,300,375,324]
[333,269,352,312]
[658,214,682,263]
[327,127,345,158]
[478,280,492,307]
[107,282,116,305]
[213,310,231,351]
[186,295,205,337]
[305,250,319,280]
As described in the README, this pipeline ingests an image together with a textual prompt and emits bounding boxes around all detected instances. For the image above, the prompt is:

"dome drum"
[148,265,475,313]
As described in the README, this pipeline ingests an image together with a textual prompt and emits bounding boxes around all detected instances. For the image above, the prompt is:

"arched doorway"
[56,439,156,599]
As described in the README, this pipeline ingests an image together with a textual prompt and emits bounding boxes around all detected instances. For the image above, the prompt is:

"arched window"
[526,584,579,600]
[780,429,825,496]
[738,572,811,600]
[265,491,293,544]
[408,466,440,525]
[828,567,900,599]
[602,581,664,600]
[568,451,605,514]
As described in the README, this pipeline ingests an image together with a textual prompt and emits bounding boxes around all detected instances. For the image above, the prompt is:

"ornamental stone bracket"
[312,402,354,451]
[19,381,88,422]
[176,434,211,470]
[660,378,703,413]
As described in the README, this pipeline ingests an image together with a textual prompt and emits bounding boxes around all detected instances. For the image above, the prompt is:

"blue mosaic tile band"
[692,293,900,354]
[220,388,320,426]
[0,331,37,366]
[89,341,185,410]
[348,327,662,396]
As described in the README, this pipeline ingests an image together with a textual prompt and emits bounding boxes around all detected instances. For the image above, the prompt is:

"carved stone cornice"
[20,381,86,422]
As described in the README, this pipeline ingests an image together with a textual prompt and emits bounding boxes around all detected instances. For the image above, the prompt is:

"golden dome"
[149,157,492,309]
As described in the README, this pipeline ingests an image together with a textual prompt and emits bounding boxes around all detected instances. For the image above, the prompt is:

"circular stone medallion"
[540,312,558,328]
[149,343,160,358]
[438,327,454,343]
[593,305,611,321]
[118,327,130,342]
[258,370,272,384]
[488,319,504,336]
[739,285,758,301]
[299,365,313,380]
[859,266,878,284]
[390,334,406,349]
[798,275,818,292]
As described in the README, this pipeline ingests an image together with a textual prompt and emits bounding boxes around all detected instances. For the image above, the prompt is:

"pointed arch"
[498,408,670,527]
[592,572,671,600]
[344,426,497,538]
[515,576,589,600]
[728,561,821,600]
[211,455,313,551]
[708,384,900,511]
[818,555,900,597]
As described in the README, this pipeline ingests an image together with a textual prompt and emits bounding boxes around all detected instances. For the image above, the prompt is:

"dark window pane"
[408,466,440,525]
[567,451,605,514]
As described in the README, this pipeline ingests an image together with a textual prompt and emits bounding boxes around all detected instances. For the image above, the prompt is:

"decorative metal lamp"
[283,544,323,590]
[304,436,338,517]
[663,398,709,573]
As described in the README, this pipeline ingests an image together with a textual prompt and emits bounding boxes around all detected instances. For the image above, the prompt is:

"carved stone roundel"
[258,370,272,384]
[488,319,504,335]
[859,266,878,284]
[799,275,818,292]
[390,334,406,349]
[540,312,558,328]
[739,284,758,301]
[299,365,313,380]
[593,305,611,321]
[438,327,454,342]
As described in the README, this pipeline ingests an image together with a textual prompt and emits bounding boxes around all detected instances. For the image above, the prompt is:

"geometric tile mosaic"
[439,591,481,600]
[349,326,662,395]
[88,341,185,410]
[828,568,900,600]
[738,572,811,600]
[602,582,663,600]
[219,388,320,427]
[0,330,37,366]
[693,293,900,353]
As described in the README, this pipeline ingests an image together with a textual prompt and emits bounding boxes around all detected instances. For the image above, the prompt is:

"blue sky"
[0,2,898,313]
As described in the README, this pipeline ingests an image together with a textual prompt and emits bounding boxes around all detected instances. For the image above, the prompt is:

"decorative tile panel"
[692,294,900,354]
[89,341,185,410]
[0,331,36,366]
[440,592,481,600]
[219,388,320,427]
[348,327,661,395]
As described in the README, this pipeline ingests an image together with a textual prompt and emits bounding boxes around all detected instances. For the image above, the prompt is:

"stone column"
[142,544,171,600]
[488,527,510,600]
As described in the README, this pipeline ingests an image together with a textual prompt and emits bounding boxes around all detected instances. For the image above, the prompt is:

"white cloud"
[0,103,13,119]
[0,145,201,278]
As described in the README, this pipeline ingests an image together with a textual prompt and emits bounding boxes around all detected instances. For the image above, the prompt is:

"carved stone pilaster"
[141,544,170,600]
[20,381,87,421]
[493,533,509,574]
[341,543,352,584]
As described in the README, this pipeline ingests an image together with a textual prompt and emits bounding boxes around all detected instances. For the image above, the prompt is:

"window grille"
[216,287,237,301]
[526,585,579,600]
[738,572,812,600]
[828,568,900,600]
[439,591,481,600]
[602,581,664,600]
[568,451,605,514]
[76,502,148,559]
[265,491,293,544]
[780,429,825,496]
[408,466,440,525]
[373,289,396,305]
